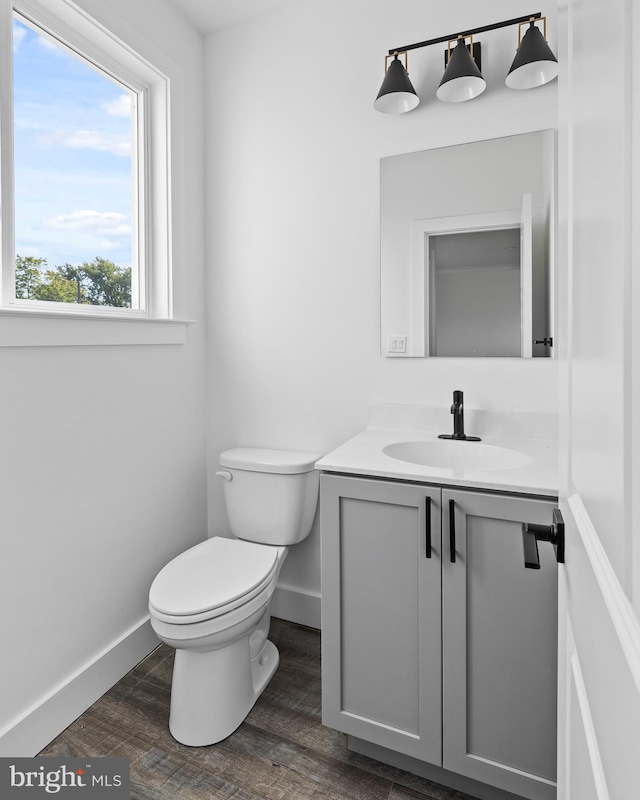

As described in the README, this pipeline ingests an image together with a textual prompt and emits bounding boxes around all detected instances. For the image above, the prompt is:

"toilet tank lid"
[219,447,321,474]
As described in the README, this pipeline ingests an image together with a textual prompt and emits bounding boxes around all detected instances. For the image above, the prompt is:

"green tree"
[14,255,131,307]
[79,258,131,308]
[15,255,46,299]
[33,270,83,303]
[51,264,89,304]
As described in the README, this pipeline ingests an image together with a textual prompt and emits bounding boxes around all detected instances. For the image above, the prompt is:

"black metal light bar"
[387,12,542,55]
[374,11,556,113]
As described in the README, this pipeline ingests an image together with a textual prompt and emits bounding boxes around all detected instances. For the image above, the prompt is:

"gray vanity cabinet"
[441,489,558,800]
[320,474,558,800]
[320,474,443,763]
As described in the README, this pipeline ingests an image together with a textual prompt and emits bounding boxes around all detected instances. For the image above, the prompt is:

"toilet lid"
[149,538,280,617]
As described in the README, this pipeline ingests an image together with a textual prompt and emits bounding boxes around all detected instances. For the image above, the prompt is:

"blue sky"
[13,16,133,270]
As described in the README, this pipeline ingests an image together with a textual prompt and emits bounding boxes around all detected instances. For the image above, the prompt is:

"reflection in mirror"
[430,227,521,357]
[380,130,555,358]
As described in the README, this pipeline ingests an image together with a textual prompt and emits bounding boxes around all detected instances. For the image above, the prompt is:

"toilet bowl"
[148,447,320,746]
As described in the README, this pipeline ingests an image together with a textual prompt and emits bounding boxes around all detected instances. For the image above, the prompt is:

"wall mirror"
[380,130,555,358]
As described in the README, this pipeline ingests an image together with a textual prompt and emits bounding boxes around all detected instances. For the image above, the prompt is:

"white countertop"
[315,405,558,496]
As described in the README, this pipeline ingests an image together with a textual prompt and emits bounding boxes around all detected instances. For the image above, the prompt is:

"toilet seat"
[149,537,284,625]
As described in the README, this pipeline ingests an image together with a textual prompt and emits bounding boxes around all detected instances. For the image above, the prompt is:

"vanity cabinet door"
[442,490,558,800]
[320,474,442,764]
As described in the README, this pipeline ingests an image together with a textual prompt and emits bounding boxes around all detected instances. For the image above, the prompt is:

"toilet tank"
[218,448,321,545]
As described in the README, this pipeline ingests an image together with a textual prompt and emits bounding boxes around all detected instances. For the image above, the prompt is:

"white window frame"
[0,0,189,346]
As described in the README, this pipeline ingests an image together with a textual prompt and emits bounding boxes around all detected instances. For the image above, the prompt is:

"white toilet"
[148,447,320,747]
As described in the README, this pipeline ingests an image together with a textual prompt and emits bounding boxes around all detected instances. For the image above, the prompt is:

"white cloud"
[17,245,44,259]
[97,240,120,252]
[36,34,65,54]
[101,94,132,119]
[45,210,131,238]
[12,24,27,52]
[37,128,131,158]
[65,130,131,157]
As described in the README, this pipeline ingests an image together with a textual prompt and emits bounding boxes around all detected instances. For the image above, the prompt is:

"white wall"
[0,0,207,755]
[557,0,634,597]
[205,0,559,603]
[554,4,640,797]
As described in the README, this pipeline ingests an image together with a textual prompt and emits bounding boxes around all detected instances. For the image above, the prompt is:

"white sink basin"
[383,440,531,472]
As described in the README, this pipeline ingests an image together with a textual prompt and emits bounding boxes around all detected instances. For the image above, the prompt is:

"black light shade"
[374,55,419,114]
[436,38,486,102]
[506,22,558,89]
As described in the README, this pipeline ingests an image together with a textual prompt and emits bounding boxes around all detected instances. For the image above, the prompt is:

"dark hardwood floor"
[40,618,478,800]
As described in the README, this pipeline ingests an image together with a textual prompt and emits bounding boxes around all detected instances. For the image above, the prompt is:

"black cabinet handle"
[521,509,565,569]
[449,499,456,563]
[425,497,432,558]
[522,523,544,569]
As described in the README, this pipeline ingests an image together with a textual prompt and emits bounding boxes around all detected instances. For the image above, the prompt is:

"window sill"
[0,307,194,347]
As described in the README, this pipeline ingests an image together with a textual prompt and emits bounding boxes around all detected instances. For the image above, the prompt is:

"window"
[13,12,138,310]
[0,0,182,344]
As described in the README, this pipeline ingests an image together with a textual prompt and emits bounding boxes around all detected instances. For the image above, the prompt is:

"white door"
[411,210,522,357]
[557,1,640,798]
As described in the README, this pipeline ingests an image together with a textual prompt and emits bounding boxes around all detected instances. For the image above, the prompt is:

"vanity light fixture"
[436,35,486,103]
[375,12,557,114]
[374,52,419,114]
[505,17,558,89]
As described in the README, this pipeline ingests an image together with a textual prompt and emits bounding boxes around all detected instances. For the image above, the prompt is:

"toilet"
[148,447,320,747]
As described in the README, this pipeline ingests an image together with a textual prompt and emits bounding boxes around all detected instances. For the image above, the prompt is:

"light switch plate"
[388,336,407,354]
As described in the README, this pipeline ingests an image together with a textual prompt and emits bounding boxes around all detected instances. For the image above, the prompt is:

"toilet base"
[168,635,280,746]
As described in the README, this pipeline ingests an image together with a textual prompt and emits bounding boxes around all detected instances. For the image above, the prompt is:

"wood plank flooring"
[40,618,479,800]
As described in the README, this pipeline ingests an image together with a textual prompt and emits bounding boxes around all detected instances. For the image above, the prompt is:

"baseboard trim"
[0,616,160,757]
[568,493,640,693]
[270,583,321,629]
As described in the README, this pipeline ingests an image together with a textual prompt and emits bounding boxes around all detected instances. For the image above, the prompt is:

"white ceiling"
[166,0,305,34]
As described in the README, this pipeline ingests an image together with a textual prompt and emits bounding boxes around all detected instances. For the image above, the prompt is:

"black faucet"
[438,390,481,441]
